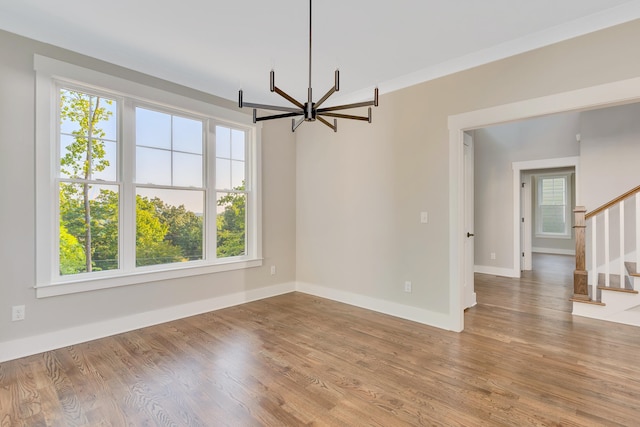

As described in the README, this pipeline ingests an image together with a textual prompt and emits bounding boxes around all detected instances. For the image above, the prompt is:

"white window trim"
[534,172,572,239]
[34,55,262,298]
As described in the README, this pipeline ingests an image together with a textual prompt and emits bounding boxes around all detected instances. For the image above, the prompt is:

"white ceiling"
[1,0,640,107]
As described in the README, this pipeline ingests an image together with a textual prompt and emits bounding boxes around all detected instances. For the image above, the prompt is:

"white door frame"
[513,158,580,274]
[448,76,640,332]
[463,132,477,309]
[521,171,533,271]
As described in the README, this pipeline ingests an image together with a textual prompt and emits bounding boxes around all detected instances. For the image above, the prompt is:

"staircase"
[572,185,640,326]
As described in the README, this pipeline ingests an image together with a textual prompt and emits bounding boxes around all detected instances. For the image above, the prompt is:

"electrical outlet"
[12,305,25,321]
[270,265,276,275]
[490,252,496,260]
[420,212,429,224]
[404,281,412,293]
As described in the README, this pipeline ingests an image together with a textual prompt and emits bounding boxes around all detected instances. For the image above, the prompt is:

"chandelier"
[238,0,378,132]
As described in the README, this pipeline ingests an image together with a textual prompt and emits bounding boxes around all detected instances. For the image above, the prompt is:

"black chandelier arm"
[317,100,374,113]
[316,88,379,114]
[270,70,306,110]
[243,102,302,114]
[314,70,340,110]
[319,107,372,123]
[317,116,337,132]
[273,86,306,110]
[239,90,302,113]
[254,111,304,123]
[315,86,337,110]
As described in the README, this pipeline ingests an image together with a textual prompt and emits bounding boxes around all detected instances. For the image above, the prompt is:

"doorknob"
[467,232,474,238]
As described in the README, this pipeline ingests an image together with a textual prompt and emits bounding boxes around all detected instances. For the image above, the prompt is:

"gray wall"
[296,19,640,316]
[0,30,297,344]
[473,114,580,270]
[5,17,640,348]
[580,102,640,262]
[580,102,640,210]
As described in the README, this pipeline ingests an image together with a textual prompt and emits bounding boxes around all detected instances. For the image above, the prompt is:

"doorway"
[448,76,640,332]
[514,159,579,273]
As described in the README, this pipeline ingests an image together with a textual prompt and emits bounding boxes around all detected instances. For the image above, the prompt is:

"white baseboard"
[465,292,477,309]
[474,265,520,278]
[0,282,296,363]
[296,282,456,331]
[532,247,575,256]
[2,280,463,362]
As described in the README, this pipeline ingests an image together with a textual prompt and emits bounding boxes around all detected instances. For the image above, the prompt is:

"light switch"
[420,212,429,224]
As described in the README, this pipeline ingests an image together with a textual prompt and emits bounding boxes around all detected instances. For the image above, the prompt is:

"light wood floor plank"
[2,254,640,426]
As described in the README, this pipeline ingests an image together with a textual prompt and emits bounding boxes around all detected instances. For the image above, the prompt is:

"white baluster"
[605,209,610,287]
[620,200,625,289]
[636,194,640,273]
[591,217,597,299]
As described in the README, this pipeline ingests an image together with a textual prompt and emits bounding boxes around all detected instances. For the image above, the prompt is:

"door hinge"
[521,217,525,223]
[522,252,525,257]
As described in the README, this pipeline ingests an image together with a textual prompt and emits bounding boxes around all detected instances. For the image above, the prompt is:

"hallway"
[474,253,575,316]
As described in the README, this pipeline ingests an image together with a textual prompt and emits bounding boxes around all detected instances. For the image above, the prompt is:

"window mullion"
[206,120,217,260]
[121,99,136,271]
[248,126,260,258]
[244,128,253,258]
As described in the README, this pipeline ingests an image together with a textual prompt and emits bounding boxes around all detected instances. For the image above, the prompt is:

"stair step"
[625,262,640,277]
[570,297,605,306]
[597,273,634,291]
[598,286,639,294]
[572,285,603,305]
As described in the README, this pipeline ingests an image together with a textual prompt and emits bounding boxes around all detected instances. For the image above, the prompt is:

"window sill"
[534,233,572,240]
[35,258,263,298]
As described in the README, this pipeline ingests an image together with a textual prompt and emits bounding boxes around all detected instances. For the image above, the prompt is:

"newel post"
[573,206,589,300]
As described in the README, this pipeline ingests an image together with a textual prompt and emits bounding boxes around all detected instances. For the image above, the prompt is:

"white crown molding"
[330,1,640,105]
[384,1,640,94]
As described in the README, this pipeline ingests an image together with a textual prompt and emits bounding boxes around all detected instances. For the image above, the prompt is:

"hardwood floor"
[2,255,640,426]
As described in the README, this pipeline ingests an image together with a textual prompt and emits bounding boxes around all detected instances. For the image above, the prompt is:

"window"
[35,56,261,297]
[215,125,247,258]
[134,107,205,267]
[58,90,120,275]
[535,173,572,238]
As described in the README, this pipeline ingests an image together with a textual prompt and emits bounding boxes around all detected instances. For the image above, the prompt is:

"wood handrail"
[586,184,640,219]
[575,183,640,302]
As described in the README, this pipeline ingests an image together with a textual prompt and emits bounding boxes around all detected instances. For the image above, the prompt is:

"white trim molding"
[296,282,455,331]
[2,281,463,362]
[0,282,295,363]
[330,1,640,106]
[532,247,576,256]
[474,265,520,278]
